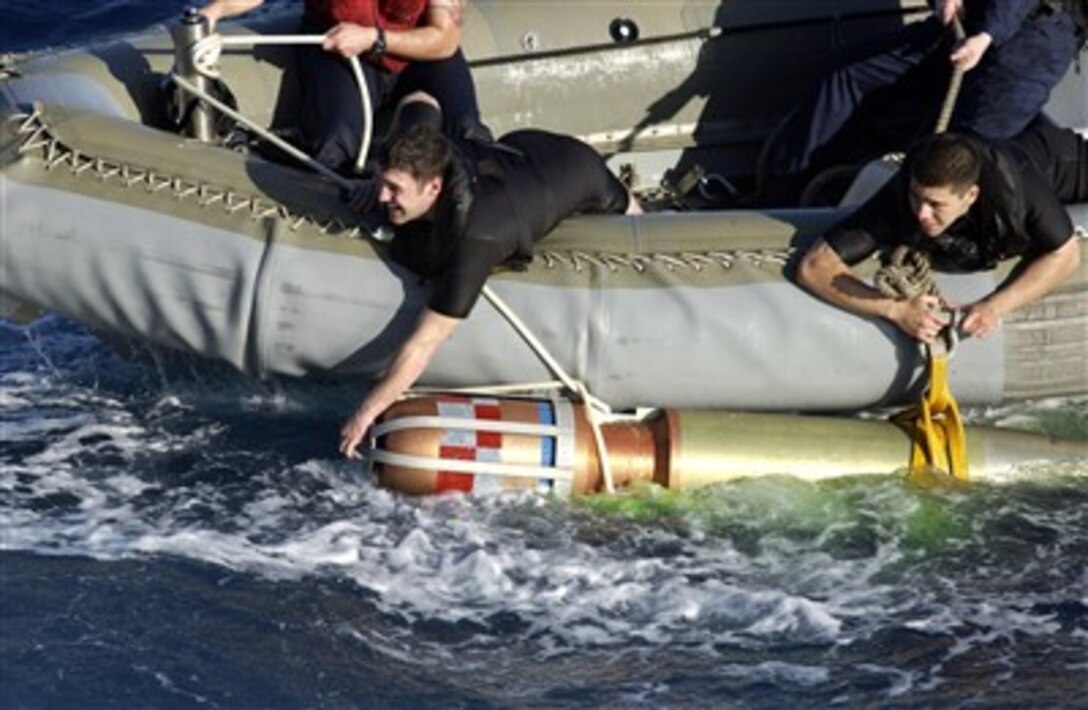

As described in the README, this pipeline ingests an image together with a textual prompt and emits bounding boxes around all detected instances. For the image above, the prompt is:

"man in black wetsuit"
[797,125,1084,343]
[339,105,641,458]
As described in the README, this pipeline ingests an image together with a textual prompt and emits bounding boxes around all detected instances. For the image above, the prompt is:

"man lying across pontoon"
[797,125,1084,343]
[338,97,642,458]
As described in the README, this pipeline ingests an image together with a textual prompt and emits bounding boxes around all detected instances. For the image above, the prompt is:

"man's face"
[908,179,979,237]
[379,167,442,225]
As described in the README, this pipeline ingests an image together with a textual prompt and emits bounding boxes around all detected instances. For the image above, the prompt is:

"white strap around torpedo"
[371,415,568,439]
[368,450,574,481]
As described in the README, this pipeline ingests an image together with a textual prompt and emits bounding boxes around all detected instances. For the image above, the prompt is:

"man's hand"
[951,33,993,72]
[339,406,376,460]
[960,301,1001,339]
[888,294,950,343]
[958,238,1080,340]
[197,0,265,31]
[335,308,462,460]
[323,23,379,58]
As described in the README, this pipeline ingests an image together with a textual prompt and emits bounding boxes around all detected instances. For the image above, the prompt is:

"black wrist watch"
[372,27,387,56]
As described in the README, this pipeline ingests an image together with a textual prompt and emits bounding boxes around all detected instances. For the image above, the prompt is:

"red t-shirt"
[306,0,428,72]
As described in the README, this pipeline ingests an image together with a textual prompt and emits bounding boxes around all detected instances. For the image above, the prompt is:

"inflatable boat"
[2,1,1086,414]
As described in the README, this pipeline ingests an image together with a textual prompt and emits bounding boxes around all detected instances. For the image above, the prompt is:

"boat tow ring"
[609,18,640,43]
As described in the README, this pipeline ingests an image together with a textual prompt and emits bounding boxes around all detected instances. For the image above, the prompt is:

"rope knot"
[874,245,937,300]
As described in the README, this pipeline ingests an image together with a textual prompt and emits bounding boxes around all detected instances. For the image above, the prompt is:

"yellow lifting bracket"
[893,338,969,481]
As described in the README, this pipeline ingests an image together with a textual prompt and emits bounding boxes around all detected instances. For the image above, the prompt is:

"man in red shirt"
[198,0,481,173]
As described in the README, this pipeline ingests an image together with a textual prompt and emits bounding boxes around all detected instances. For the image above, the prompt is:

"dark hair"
[906,133,982,195]
[383,123,451,183]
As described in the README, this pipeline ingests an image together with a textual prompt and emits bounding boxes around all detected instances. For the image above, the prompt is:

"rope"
[874,245,938,301]
[187,31,373,175]
[934,17,967,134]
[481,284,618,494]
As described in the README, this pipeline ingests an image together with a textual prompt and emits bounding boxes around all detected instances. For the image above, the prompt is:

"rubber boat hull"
[1,5,1086,411]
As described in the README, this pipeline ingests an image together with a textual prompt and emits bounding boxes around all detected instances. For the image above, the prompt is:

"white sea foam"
[720,660,830,686]
[4,337,1087,673]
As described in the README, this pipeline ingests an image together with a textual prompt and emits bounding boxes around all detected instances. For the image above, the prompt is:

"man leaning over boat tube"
[338,98,643,458]
[797,125,1085,343]
[198,0,483,173]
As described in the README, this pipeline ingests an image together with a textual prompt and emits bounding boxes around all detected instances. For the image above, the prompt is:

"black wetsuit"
[825,125,1087,271]
[390,129,630,318]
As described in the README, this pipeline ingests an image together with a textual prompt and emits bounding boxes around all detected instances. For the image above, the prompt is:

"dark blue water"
[3,4,1088,708]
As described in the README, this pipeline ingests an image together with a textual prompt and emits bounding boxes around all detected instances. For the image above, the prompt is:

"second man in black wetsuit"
[339,102,642,457]
[797,124,1084,343]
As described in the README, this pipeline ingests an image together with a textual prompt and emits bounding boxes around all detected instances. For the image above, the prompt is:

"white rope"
[372,414,565,438]
[410,381,567,396]
[188,32,373,175]
[171,74,353,190]
[481,284,618,494]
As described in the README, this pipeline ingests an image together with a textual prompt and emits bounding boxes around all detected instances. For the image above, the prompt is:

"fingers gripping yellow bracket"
[893,350,969,480]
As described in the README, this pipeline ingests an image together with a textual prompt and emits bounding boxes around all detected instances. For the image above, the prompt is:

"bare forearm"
[354,337,440,425]
[979,240,1081,318]
[388,0,463,60]
[797,242,898,321]
[199,0,263,26]
[385,19,460,60]
[323,16,460,61]
[798,240,947,341]
[339,309,461,457]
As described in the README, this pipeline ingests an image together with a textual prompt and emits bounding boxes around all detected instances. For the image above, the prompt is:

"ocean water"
[3,3,1088,708]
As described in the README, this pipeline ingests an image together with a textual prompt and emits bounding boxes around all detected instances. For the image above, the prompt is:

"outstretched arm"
[339,307,462,459]
[797,239,948,343]
[323,0,464,60]
[198,0,264,29]
[961,237,1081,338]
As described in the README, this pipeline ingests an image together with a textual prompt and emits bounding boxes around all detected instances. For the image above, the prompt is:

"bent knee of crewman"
[392,92,443,133]
[399,91,441,111]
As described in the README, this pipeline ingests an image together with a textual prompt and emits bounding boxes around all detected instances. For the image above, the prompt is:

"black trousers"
[1008,124,1088,204]
[296,44,481,174]
[759,11,1080,204]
